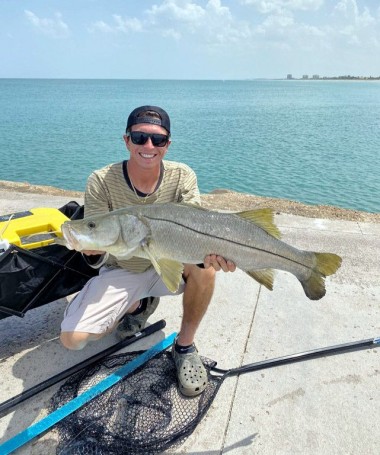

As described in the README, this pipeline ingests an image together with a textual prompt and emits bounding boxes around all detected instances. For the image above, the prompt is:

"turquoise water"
[0,79,379,213]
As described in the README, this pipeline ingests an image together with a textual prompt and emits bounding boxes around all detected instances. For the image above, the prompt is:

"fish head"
[61,211,150,257]
[118,213,151,252]
[61,212,122,252]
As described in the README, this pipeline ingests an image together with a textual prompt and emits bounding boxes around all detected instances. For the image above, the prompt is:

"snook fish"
[60,203,342,300]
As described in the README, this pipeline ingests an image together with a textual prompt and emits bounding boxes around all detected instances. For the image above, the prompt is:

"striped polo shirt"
[84,160,201,272]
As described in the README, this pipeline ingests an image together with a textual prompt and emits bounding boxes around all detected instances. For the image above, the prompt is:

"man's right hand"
[82,250,106,256]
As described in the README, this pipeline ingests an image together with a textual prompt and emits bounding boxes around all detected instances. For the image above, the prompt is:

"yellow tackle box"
[0,207,69,249]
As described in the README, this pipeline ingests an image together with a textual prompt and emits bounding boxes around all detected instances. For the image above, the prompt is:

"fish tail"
[300,253,342,300]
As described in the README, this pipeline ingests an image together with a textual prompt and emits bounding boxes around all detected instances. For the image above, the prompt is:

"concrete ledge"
[0,189,379,454]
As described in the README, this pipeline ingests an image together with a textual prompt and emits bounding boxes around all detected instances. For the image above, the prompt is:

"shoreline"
[0,179,379,223]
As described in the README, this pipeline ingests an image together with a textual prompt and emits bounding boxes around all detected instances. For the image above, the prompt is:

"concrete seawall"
[0,181,379,454]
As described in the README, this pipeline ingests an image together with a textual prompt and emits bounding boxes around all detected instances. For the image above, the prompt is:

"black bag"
[0,202,98,320]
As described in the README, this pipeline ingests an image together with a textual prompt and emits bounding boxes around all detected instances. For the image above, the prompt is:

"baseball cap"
[126,105,171,134]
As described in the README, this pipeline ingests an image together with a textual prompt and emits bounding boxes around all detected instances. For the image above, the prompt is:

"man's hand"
[204,255,236,272]
[82,250,106,255]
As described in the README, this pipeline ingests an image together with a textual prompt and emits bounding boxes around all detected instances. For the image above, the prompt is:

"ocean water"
[0,79,379,213]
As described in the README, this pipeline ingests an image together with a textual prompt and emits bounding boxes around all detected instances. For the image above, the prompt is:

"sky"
[1,0,379,79]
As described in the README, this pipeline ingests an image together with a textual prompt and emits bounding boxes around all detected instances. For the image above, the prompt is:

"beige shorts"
[61,265,185,334]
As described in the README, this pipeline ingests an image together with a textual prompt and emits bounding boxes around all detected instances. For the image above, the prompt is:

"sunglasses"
[127,131,170,147]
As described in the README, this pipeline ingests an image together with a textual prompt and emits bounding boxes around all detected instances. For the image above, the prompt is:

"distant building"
[302,75,309,79]
[287,74,293,80]
[312,74,320,79]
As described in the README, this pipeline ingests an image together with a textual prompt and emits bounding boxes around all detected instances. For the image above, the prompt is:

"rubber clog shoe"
[171,341,208,397]
[116,297,160,339]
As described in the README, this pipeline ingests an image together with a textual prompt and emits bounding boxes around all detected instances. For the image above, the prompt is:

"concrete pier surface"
[0,187,379,454]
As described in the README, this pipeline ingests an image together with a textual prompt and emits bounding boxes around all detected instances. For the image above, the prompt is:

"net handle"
[211,336,380,378]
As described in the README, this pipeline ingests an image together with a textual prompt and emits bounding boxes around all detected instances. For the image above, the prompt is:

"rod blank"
[212,336,380,377]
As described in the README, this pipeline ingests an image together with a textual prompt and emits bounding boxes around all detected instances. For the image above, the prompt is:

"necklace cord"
[127,161,159,203]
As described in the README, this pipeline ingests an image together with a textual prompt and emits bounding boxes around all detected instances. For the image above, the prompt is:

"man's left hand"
[204,255,236,272]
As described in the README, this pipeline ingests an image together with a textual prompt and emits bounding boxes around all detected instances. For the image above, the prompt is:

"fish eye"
[87,221,96,229]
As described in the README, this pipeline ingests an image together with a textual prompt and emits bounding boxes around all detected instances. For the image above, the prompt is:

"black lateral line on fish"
[143,215,313,272]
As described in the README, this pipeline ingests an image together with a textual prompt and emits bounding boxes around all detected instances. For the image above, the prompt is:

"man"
[60,105,235,397]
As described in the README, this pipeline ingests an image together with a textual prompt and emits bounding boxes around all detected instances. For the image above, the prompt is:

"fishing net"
[34,331,377,455]
[49,335,370,455]
[50,350,223,455]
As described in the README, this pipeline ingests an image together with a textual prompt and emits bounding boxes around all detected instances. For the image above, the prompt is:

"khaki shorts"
[61,266,185,334]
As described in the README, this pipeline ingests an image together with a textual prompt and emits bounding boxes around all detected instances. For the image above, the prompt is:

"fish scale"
[126,205,315,273]
[145,214,308,270]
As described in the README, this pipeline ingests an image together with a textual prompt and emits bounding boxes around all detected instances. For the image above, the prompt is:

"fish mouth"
[61,224,82,251]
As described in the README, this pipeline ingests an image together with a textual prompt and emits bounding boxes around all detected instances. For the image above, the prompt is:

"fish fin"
[141,242,161,270]
[236,208,281,239]
[140,242,183,293]
[314,252,342,276]
[246,269,274,290]
[157,258,184,293]
[300,253,342,300]
[116,251,135,260]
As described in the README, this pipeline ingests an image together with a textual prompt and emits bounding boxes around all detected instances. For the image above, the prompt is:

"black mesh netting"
[50,350,224,455]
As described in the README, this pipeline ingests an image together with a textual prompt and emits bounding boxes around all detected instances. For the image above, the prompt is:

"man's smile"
[139,152,157,159]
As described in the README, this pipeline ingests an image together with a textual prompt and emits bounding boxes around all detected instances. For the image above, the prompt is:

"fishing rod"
[211,335,380,377]
[0,319,166,416]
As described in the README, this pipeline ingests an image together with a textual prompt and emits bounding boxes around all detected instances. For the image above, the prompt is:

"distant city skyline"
[286,74,380,80]
[1,1,379,79]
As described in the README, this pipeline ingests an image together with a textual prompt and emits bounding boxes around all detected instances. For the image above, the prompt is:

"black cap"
[126,105,170,134]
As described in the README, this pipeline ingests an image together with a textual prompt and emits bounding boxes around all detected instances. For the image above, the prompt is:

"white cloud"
[146,0,251,44]
[334,0,357,17]
[331,0,378,47]
[148,0,205,26]
[90,1,251,47]
[260,11,295,29]
[89,14,143,34]
[24,10,70,38]
[85,0,380,76]
[89,20,114,34]
[334,0,375,26]
[241,0,324,14]
[113,15,143,32]
[248,0,379,56]
[162,29,182,40]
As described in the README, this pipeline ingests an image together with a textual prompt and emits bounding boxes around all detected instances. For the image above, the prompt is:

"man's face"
[124,123,171,169]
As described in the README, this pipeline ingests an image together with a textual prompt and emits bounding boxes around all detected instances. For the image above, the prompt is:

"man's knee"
[60,331,92,350]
